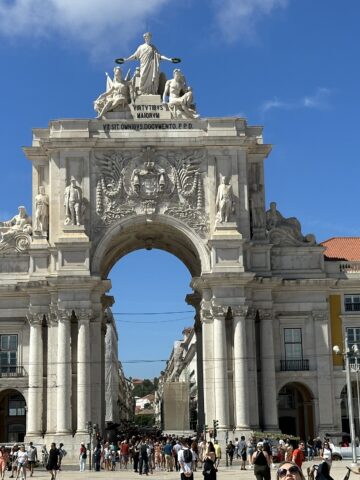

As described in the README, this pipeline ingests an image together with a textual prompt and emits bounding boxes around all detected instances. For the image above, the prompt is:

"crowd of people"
[0,434,344,480]
[0,442,66,480]
[83,436,221,479]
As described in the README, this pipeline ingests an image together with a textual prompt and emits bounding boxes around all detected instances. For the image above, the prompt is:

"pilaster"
[259,308,278,431]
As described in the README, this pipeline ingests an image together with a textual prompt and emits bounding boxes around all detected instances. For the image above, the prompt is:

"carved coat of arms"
[94,147,208,235]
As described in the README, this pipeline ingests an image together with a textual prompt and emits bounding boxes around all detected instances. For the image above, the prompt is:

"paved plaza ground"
[19,460,356,480]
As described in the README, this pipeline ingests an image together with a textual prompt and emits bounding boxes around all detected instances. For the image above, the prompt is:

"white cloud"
[0,0,172,55]
[213,0,288,42]
[302,87,332,109]
[260,87,333,115]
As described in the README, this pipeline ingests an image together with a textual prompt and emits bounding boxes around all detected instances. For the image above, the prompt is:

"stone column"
[313,309,335,431]
[200,301,214,426]
[212,305,230,429]
[90,317,102,427]
[77,309,91,433]
[27,312,44,435]
[259,309,278,430]
[233,305,250,429]
[186,293,204,431]
[56,309,72,433]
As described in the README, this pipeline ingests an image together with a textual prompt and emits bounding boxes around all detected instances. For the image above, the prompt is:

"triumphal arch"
[0,33,337,450]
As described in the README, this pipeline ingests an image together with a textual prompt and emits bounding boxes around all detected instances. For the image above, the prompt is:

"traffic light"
[213,419,219,438]
[204,424,208,433]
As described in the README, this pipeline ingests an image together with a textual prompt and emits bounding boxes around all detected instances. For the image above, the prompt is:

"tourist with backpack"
[178,441,194,480]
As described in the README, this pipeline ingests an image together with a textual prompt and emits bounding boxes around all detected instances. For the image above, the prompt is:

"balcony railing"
[280,359,309,371]
[0,366,27,377]
[345,303,360,312]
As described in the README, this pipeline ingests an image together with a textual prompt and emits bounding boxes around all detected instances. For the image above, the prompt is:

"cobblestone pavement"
[20,460,357,480]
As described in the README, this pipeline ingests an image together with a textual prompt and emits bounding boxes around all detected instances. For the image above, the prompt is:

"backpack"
[140,444,148,457]
[82,451,87,459]
[183,448,192,463]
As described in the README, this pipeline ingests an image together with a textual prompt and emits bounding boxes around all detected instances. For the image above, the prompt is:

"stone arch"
[278,381,315,439]
[0,388,27,443]
[340,381,360,437]
[91,214,211,279]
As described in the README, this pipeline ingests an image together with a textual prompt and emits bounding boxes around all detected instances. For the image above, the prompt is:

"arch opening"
[92,215,209,279]
[340,382,360,437]
[278,382,314,439]
[106,248,199,431]
[0,389,26,443]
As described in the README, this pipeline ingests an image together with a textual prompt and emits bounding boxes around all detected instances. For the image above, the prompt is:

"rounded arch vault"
[92,214,211,278]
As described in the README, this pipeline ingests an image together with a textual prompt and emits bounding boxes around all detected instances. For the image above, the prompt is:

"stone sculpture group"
[94,32,199,120]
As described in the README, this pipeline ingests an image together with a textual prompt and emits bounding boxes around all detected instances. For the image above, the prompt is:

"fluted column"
[201,303,214,427]
[259,309,278,430]
[27,312,44,435]
[57,309,72,433]
[212,305,229,429]
[77,309,91,433]
[233,305,250,429]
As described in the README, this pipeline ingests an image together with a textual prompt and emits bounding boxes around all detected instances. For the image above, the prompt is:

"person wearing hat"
[79,442,87,472]
[252,442,271,480]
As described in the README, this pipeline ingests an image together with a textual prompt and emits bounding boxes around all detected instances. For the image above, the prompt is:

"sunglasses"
[278,466,300,478]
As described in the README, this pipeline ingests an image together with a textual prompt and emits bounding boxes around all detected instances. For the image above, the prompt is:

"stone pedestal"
[209,223,244,273]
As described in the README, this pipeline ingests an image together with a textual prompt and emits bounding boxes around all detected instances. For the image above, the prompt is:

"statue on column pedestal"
[34,186,49,235]
[64,177,83,226]
[216,176,234,223]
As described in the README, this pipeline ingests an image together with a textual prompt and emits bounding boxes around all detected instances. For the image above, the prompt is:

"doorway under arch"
[0,389,26,443]
[278,382,314,439]
[340,382,360,437]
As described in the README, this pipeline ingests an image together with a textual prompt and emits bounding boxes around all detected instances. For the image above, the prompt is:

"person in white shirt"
[16,445,28,480]
[178,441,194,480]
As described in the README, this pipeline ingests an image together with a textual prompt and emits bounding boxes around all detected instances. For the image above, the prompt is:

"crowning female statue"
[115,32,180,95]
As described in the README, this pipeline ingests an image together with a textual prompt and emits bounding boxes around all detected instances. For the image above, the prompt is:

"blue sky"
[1,0,359,378]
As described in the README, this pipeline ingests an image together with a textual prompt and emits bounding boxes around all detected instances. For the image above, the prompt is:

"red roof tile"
[321,237,360,261]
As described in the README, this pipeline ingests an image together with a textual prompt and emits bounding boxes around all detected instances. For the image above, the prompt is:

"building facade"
[0,36,359,451]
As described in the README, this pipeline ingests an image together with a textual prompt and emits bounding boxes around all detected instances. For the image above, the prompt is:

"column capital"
[57,308,72,324]
[313,310,328,322]
[27,312,44,326]
[185,292,201,311]
[77,308,92,323]
[231,305,248,318]
[246,307,257,320]
[258,308,274,320]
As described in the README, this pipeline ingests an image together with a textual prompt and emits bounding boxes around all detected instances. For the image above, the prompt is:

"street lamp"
[333,339,358,466]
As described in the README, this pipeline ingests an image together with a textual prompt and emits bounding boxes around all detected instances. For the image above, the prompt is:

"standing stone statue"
[34,186,49,234]
[163,69,199,119]
[216,176,234,223]
[116,32,180,95]
[250,184,265,228]
[64,177,83,226]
